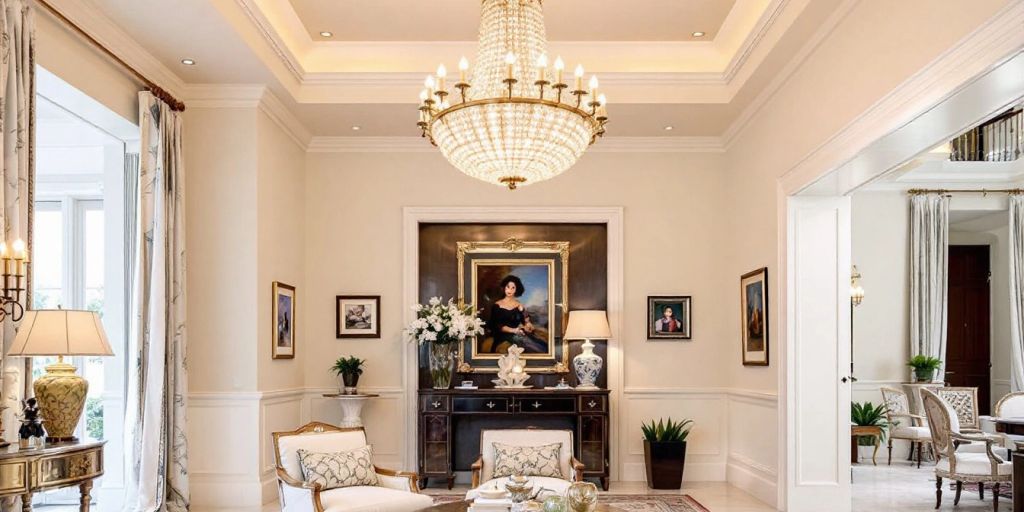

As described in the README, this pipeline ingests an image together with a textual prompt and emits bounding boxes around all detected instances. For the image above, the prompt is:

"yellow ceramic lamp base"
[33,357,88,442]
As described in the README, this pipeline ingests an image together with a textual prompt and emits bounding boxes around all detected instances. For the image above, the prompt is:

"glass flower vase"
[429,342,458,389]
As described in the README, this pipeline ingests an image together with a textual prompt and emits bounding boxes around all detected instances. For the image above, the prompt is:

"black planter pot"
[644,440,687,489]
[342,373,360,391]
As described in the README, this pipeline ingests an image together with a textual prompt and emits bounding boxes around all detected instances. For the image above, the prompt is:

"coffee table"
[425,501,622,511]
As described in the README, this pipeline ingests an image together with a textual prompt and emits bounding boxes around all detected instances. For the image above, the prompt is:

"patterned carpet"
[949,481,1013,500]
[429,494,710,511]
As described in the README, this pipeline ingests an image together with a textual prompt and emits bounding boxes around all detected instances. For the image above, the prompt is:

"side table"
[0,440,105,511]
[850,425,881,465]
[322,394,379,427]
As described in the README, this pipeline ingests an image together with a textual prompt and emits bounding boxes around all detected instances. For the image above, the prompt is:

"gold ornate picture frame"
[457,238,570,373]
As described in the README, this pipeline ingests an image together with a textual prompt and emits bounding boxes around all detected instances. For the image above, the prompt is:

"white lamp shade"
[7,310,114,357]
[563,310,612,340]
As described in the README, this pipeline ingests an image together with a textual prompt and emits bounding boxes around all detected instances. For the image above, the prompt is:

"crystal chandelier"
[417,0,608,190]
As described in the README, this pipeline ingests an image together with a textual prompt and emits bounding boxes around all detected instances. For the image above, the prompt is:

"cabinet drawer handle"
[432,401,441,408]
[588,400,597,408]
[532,401,542,409]
[487,401,496,409]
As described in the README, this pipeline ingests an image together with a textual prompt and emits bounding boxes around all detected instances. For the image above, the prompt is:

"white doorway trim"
[400,207,625,480]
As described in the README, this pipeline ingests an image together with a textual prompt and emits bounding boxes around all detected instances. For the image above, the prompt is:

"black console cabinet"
[418,388,611,490]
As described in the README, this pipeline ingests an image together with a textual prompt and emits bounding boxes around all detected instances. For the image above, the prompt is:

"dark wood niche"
[416,223,611,490]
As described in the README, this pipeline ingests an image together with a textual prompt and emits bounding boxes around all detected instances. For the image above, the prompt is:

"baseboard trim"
[727,455,779,508]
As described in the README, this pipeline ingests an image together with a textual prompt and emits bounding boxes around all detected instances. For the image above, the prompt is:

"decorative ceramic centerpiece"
[493,345,532,388]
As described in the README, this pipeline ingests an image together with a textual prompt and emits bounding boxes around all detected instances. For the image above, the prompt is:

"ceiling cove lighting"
[416,0,607,190]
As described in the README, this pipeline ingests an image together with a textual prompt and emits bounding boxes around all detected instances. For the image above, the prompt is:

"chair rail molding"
[402,206,625,480]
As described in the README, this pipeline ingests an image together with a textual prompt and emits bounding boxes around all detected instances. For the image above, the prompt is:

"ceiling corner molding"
[183,84,267,108]
[721,0,790,83]
[41,0,187,98]
[306,136,724,154]
[234,0,306,82]
[257,90,313,150]
[778,2,1024,195]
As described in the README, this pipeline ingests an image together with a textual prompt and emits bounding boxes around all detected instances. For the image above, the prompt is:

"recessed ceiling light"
[180,58,196,66]
[664,126,674,131]
[692,31,706,38]
[320,31,333,37]
[351,126,362,131]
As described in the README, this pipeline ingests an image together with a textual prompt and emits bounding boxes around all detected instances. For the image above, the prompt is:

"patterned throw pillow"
[297,445,378,490]
[492,442,563,479]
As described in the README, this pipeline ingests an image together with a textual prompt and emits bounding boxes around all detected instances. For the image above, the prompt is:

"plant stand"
[850,425,882,465]
[322,393,379,428]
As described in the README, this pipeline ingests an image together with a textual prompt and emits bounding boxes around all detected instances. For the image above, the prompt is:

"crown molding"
[40,0,187,98]
[720,0,789,83]
[235,0,305,83]
[307,136,724,154]
[183,84,312,150]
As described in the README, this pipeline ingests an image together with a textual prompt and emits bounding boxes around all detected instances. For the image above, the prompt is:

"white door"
[785,196,852,511]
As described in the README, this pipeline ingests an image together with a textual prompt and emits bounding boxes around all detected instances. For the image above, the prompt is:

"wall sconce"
[850,265,865,306]
[0,238,28,322]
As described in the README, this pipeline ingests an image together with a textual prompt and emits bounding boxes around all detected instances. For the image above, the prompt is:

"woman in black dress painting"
[485,275,548,354]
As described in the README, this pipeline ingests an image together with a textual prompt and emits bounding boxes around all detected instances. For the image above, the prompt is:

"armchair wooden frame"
[272,421,422,512]
[881,386,932,467]
[470,429,585,489]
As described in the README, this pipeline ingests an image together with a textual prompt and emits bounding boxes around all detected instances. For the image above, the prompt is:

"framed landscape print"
[740,267,769,366]
[336,295,381,338]
[272,282,296,359]
[647,296,692,340]
[457,238,569,373]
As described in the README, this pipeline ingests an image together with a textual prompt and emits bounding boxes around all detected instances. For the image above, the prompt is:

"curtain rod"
[35,0,186,111]
[907,188,1024,195]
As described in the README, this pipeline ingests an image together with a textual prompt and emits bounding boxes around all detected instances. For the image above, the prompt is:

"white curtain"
[123,91,189,512]
[0,0,33,441]
[910,193,950,377]
[1008,195,1024,391]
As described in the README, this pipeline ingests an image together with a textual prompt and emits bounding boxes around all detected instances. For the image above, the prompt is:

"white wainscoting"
[189,391,265,509]
[726,389,779,507]
[993,379,1012,410]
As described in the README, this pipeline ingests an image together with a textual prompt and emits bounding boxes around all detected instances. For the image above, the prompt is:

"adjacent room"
[0,1,1019,511]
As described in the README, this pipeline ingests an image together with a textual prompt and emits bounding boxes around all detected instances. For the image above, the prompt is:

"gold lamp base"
[33,356,88,443]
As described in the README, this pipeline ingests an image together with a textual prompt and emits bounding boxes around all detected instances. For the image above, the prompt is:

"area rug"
[949,481,1012,500]
[429,494,710,511]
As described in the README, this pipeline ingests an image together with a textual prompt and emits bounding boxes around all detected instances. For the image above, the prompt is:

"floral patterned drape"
[0,0,34,443]
[123,91,189,512]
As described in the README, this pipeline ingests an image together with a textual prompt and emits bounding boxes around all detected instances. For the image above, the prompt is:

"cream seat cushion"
[937,453,1012,477]
[892,425,931,441]
[465,476,572,501]
[282,486,433,512]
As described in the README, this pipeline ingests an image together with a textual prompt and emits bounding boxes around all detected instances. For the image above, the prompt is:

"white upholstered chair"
[922,389,1010,511]
[467,429,584,500]
[273,422,433,512]
[881,387,932,467]
[995,391,1024,418]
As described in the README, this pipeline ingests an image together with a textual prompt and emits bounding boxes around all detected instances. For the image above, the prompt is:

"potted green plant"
[851,401,888,461]
[906,355,942,382]
[641,417,693,489]
[331,356,365,395]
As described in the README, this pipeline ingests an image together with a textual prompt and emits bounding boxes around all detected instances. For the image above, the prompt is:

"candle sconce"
[0,239,28,323]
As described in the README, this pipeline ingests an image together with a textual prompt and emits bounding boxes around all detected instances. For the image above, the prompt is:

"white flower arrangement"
[405,297,485,345]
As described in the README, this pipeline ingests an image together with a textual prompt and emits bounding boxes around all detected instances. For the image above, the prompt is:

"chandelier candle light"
[417,0,608,190]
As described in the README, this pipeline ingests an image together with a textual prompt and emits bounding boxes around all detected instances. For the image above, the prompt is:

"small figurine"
[18,398,45,449]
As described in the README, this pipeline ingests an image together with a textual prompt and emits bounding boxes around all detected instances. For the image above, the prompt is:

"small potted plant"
[851,401,888,462]
[907,355,942,383]
[331,356,365,395]
[642,417,693,489]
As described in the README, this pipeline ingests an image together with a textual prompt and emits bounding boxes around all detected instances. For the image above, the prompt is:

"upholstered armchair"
[468,429,584,499]
[273,422,433,512]
[922,389,1010,511]
[995,391,1024,418]
[881,387,932,467]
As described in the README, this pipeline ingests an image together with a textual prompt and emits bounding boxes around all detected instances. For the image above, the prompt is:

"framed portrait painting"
[457,238,569,373]
[740,267,769,366]
[272,282,296,359]
[336,295,381,338]
[647,296,692,340]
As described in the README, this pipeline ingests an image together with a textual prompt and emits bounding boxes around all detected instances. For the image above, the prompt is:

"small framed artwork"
[336,295,381,338]
[647,296,692,340]
[272,282,296,359]
[740,267,769,366]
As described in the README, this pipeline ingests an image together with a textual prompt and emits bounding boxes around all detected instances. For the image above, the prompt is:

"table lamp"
[564,310,611,390]
[7,309,114,442]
